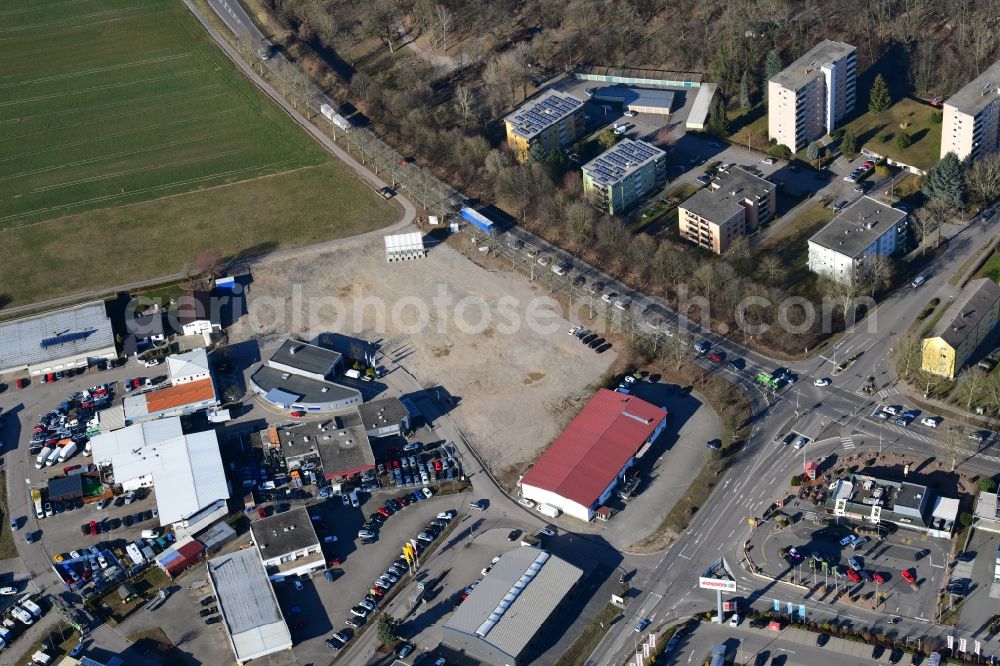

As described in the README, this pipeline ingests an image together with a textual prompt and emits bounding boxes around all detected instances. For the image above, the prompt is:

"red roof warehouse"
[519,389,668,522]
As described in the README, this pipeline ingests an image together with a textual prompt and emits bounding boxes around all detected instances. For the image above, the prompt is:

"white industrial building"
[166,348,212,385]
[250,506,325,580]
[385,232,427,262]
[807,197,906,285]
[208,548,293,664]
[0,301,117,376]
[90,417,230,527]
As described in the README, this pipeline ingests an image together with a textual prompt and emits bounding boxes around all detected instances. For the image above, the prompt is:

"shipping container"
[320,103,352,132]
[460,207,496,234]
[538,503,561,518]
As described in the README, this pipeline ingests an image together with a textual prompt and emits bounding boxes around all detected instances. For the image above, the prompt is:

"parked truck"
[537,503,561,518]
[460,207,496,235]
[19,597,42,619]
[35,447,53,469]
[44,446,61,467]
[56,442,77,463]
[31,488,43,519]
[320,104,351,132]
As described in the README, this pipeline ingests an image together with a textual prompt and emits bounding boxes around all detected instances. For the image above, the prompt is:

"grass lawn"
[761,200,835,251]
[0,163,393,306]
[976,250,1000,283]
[727,105,770,152]
[844,98,943,172]
[0,0,327,229]
[553,603,622,666]
[0,472,17,559]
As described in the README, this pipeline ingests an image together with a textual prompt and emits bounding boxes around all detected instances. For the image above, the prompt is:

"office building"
[250,506,325,580]
[921,278,1000,379]
[768,40,856,152]
[678,167,776,254]
[940,60,1000,161]
[504,91,585,163]
[827,472,958,538]
[807,197,905,285]
[582,139,667,214]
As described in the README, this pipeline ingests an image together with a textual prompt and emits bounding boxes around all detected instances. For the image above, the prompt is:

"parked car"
[901,569,916,584]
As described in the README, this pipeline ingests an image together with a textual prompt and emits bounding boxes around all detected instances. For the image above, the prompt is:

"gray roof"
[808,196,906,258]
[444,547,582,659]
[944,59,1000,116]
[575,64,702,86]
[176,291,216,325]
[0,301,115,371]
[208,548,292,662]
[770,40,856,90]
[505,91,584,141]
[582,139,665,187]
[591,87,675,111]
[680,167,774,223]
[358,397,410,430]
[930,278,1000,348]
[316,411,376,477]
[269,339,341,377]
[251,366,361,405]
[250,506,320,556]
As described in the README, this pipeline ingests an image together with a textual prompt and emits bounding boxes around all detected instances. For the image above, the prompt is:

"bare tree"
[939,426,965,472]
[967,153,1000,205]
[959,367,989,415]
[862,255,894,297]
[893,335,923,381]
[434,4,456,50]
[760,254,784,284]
[453,85,475,126]
[659,332,689,370]
[193,249,225,280]
[916,197,951,250]
[364,1,400,53]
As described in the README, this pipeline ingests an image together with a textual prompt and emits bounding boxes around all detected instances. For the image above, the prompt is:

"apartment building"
[940,60,1000,162]
[807,197,905,285]
[921,278,1000,380]
[581,139,667,214]
[768,40,857,152]
[504,91,586,163]
[678,167,776,254]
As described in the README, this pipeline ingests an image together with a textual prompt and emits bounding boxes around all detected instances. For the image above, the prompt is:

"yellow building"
[504,91,585,163]
[922,278,1000,379]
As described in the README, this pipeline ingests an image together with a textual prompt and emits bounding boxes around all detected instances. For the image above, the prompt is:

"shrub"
[959,512,974,528]
[929,297,941,307]
[981,478,998,492]
[791,474,801,486]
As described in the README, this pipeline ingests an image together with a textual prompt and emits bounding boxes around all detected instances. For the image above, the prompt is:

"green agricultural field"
[0,0,326,227]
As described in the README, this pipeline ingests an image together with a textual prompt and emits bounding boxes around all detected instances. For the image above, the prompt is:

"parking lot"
[950,528,1000,638]
[752,519,950,621]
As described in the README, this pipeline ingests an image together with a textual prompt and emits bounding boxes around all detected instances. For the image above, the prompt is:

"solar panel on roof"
[40,329,96,349]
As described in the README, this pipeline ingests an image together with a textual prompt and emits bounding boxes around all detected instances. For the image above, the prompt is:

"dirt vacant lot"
[229,236,616,470]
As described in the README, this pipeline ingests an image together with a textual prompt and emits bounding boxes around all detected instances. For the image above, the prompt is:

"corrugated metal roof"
[520,389,666,507]
[208,548,292,662]
[0,301,116,372]
[167,348,211,382]
[444,547,582,658]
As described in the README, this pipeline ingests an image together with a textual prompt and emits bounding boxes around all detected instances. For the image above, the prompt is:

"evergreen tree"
[764,49,783,80]
[923,152,966,206]
[868,74,891,114]
[895,132,911,150]
[739,71,752,110]
[806,141,820,164]
[708,99,730,137]
[840,129,857,158]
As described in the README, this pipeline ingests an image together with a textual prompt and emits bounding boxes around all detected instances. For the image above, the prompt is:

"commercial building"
[123,349,218,424]
[249,338,361,412]
[807,197,906,285]
[582,139,667,215]
[90,417,230,528]
[122,310,166,357]
[207,548,293,664]
[940,60,1000,161]
[826,472,958,538]
[519,389,668,522]
[575,65,702,89]
[175,290,221,337]
[504,91,586,163]
[154,537,207,579]
[0,301,117,376]
[589,87,675,115]
[166,348,212,385]
[442,547,583,666]
[358,397,411,438]
[973,491,1000,533]
[678,167,776,254]
[250,506,324,580]
[768,40,857,152]
[257,414,376,481]
[921,278,1000,379]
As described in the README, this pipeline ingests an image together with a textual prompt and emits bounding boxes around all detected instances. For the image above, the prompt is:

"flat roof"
[358,397,410,430]
[444,547,582,659]
[384,232,425,252]
[90,418,229,525]
[770,40,855,90]
[273,415,376,478]
[123,378,218,419]
[504,91,584,141]
[930,278,1000,348]
[251,366,361,405]
[208,548,292,662]
[575,64,702,86]
[250,506,320,557]
[944,59,1000,116]
[176,291,215,325]
[520,389,666,508]
[582,139,665,187]
[680,167,775,222]
[269,339,341,377]
[591,86,675,109]
[808,196,906,257]
[0,301,116,371]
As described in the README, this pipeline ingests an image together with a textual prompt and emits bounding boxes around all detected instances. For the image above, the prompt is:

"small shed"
[595,506,614,521]
[118,583,138,602]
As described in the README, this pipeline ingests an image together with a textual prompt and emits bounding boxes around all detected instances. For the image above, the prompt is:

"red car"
[47,373,56,383]
[433,459,443,471]
[846,569,861,583]
[872,572,885,585]
[89,520,98,536]
[376,507,391,518]
[901,569,916,584]
[16,378,28,389]
[290,411,305,418]
[257,507,267,519]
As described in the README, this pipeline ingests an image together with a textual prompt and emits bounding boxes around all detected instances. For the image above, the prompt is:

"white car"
[761,157,777,165]
[623,110,636,117]
[568,325,582,336]
[921,417,939,428]
[0,587,17,595]
[624,375,636,384]
[518,498,536,509]
[437,510,456,521]
[813,378,830,387]
[730,614,740,627]
[143,358,161,367]
[883,405,901,416]
[839,534,856,546]
[793,437,807,450]
[911,276,926,288]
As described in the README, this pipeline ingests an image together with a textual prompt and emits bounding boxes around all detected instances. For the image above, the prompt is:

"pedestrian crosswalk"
[841,436,855,450]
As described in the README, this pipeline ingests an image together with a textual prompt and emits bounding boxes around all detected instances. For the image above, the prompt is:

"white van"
[349,489,360,508]
[344,369,361,380]
[140,529,160,539]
